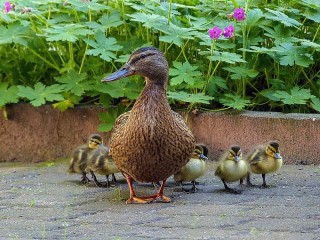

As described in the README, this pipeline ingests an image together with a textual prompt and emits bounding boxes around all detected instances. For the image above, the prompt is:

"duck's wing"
[171,111,190,130]
[110,111,131,138]
[215,164,222,177]
[247,148,264,164]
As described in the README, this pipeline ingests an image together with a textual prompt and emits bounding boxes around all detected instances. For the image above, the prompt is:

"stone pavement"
[0,161,319,240]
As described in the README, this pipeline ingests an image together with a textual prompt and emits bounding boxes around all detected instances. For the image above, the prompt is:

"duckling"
[152,144,208,189]
[67,134,103,184]
[246,141,283,188]
[174,144,208,193]
[85,145,120,188]
[101,47,195,204]
[215,145,248,194]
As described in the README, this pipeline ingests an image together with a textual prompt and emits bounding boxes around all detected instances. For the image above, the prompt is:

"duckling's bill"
[102,67,132,82]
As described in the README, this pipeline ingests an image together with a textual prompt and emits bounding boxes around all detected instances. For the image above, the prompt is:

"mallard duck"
[246,141,283,188]
[174,144,208,193]
[85,145,120,188]
[215,145,248,194]
[67,134,103,184]
[101,47,195,204]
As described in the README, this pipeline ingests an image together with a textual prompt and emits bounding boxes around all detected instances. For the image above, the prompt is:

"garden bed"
[1,104,319,164]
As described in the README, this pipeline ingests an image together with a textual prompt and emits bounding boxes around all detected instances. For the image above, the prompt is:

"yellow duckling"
[85,145,120,188]
[101,47,195,204]
[215,145,248,194]
[174,144,208,193]
[67,134,103,184]
[246,141,283,188]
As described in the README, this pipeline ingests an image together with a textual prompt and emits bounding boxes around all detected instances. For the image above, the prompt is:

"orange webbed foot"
[126,196,153,204]
[140,194,171,203]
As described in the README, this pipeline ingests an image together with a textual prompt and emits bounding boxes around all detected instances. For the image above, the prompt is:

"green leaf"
[273,87,315,105]
[206,76,227,96]
[272,42,314,67]
[84,31,122,62]
[99,12,124,29]
[126,12,167,29]
[169,61,202,86]
[223,66,259,80]
[18,83,65,107]
[158,24,198,47]
[0,83,19,107]
[311,98,320,112]
[265,8,302,28]
[55,70,93,96]
[66,0,110,12]
[52,100,74,112]
[43,24,94,42]
[96,78,143,100]
[302,7,320,23]
[0,22,30,46]
[98,107,126,132]
[167,91,213,104]
[220,94,251,110]
[245,8,263,30]
[207,52,246,64]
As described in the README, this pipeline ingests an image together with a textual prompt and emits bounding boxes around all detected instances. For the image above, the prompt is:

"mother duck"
[102,47,195,204]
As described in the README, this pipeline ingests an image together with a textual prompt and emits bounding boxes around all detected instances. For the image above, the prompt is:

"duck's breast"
[110,108,194,182]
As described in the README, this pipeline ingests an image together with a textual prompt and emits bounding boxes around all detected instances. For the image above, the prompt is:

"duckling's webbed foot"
[260,174,271,188]
[222,180,242,194]
[246,173,256,187]
[152,181,161,189]
[90,171,109,188]
[80,172,90,184]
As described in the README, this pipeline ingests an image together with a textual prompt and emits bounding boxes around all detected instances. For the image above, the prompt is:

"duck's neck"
[132,78,170,113]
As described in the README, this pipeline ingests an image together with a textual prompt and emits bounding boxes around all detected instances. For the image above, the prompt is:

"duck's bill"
[274,153,281,159]
[101,68,131,82]
[200,154,208,160]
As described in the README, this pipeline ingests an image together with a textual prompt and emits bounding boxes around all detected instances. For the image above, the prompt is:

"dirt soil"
[0,161,319,240]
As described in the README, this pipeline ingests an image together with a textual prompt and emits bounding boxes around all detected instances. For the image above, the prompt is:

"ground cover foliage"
[0,0,319,130]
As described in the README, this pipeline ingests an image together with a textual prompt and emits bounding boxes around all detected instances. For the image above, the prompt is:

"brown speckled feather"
[110,86,194,182]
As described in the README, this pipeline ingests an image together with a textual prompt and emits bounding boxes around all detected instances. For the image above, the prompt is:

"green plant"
[0,0,319,130]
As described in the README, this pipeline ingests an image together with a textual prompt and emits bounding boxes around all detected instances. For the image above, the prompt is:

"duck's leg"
[80,172,90,184]
[111,174,117,183]
[260,174,269,188]
[246,172,255,187]
[124,173,152,204]
[189,181,197,193]
[239,178,245,188]
[91,171,108,188]
[140,179,171,203]
[222,179,241,194]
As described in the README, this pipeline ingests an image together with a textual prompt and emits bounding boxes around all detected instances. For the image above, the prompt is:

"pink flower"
[4,1,12,13]
[208,26,223,40]
[233,8,246,21]
[223,25,234,38]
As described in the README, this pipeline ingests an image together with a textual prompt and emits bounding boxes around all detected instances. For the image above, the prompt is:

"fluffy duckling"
[174,144,208,193]
[215,145,248,194]
[246,141,283,188]
[67,134,103,184]
[85,145,120,188]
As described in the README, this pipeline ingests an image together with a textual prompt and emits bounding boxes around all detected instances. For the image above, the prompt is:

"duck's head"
[193,145,208,160]
[266,141,281,159]
[88,134,103,149]
[195,144,209,158]
[102,47,169,86]
[227,145,242,162]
